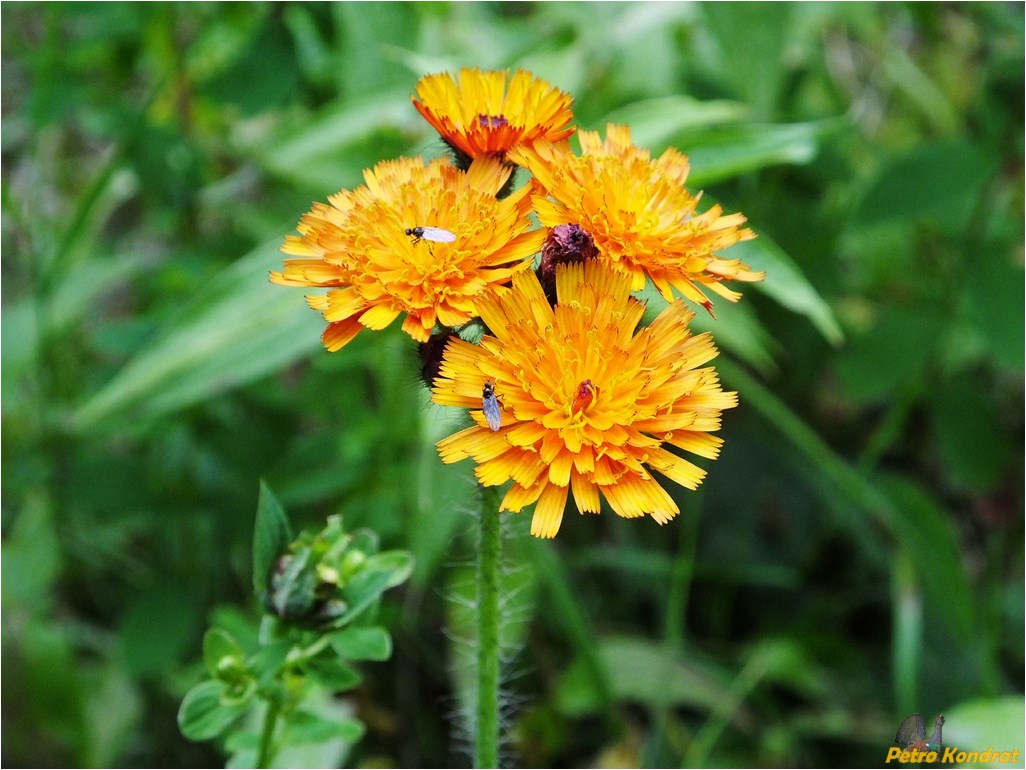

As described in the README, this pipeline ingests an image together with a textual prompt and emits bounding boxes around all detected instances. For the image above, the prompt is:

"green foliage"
[2,3,1021,767]
[178,494,410,766]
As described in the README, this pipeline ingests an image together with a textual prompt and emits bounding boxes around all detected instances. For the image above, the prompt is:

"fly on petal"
[482,381,502,431]
[405,226,457,243]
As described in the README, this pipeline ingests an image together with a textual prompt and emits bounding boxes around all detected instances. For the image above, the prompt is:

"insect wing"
[895,714,926,746]
[482,385,502,431]
[418,226,457,243]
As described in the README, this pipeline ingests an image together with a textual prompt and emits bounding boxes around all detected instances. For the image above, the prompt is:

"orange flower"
[412,68,575,160]
[510,124,763,315]
[433,260,737,538]
[270,156,545,351]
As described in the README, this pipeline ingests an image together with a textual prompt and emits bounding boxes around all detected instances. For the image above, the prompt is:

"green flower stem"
[475,483,503,769]
[256,697,282,769]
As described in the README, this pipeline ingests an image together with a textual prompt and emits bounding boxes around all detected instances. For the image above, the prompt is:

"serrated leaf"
[178,680,248,741]
[329,627,392,662]
[253,482,293,597]
[70,239,324,432]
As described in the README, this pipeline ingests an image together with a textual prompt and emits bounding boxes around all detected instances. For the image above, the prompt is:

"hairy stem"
[474,483,503,768]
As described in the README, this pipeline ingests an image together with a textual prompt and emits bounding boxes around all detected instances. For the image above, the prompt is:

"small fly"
[482,381,502,432]
[405,226,457,245]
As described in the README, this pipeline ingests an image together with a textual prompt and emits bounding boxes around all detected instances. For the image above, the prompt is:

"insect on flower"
[405,226,457,245]
[482,381,502,431]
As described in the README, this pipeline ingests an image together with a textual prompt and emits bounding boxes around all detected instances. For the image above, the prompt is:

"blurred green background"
[2,2,1022,767]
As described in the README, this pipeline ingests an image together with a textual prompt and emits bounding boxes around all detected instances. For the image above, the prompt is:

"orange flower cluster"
[272,67,764,537]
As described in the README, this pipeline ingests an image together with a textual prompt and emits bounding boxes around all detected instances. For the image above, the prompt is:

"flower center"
[478,114,509,129]
[571,379,597,414]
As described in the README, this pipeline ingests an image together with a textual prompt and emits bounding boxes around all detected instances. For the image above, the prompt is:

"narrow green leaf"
[253,482,293,597]
[877,475,976,642]
[178,680,248,741]
[729,234,844,346]
[255,90,415,190]
[682,120,845,187]
[329,627,392,662]
[597,96,749,151]
[1,491,61,615]
[70,239,324,432]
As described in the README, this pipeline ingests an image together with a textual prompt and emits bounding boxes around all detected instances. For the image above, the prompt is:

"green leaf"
[597,96,750,151]
[253,481,293,597]
[856,140,997,229]
[701,2,793,119]
[557,636,733,715]
[329,627,392,662]
[682,120,844,188]
[178,680,248,741]
[249,639,292,688]
[837,308,938,402]
[329,551,412,626]
[363,551,415,590]
[878,475,975,642]
[931,376,1015,492]
[727,234,844,345]
[687,298,778,375]
[285,709,365,746]
[1,492,61,616]
[943,697,1025,762]
[255,89,415,191]
[335,573,389,626]
[202,628,245,679]
[80,663,143,767]
[70,239,325,432]
[304,658,363,691]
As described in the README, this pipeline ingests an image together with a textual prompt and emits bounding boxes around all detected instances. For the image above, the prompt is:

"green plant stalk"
[256,698,282,769]
[475,483,503,768]
[892,550,922,716]
[685,650,773,767]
